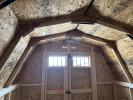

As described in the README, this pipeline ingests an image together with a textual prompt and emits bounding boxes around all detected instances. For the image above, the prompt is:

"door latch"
[66,90,71,94]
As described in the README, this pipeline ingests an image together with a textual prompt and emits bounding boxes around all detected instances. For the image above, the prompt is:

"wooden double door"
[45,53,92,100]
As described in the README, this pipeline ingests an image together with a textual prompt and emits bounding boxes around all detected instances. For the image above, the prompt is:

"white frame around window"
[48,55,67,67]
[72,56,91,67]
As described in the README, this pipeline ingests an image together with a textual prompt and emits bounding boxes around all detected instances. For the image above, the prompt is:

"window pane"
[84,57,89,66]
[53,57,58,66]
[76,57,80,66]
[49,57,53,66]
[48,56,66,67]
[73,57,77,66]
[57,57,61,66]
[72,56,90,67]
[81,57,85,66]
[61,57,65,66]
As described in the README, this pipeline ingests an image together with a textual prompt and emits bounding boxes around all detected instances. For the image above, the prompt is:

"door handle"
[66,90,71,94]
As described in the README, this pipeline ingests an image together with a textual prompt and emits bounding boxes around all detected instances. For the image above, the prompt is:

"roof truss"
[5,29,133,87]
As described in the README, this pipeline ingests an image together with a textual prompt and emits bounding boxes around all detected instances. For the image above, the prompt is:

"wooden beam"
[41,46,46,100]
[0,23,36,70]
[72,16,133,36]
[109,43,133,83]
[72,16,96,24]
[30,31,69,45]
[113,83,117,100]
[36,18,71,28]
[5,41,36,86]
[96,20,130,34]
[47,90,64,95]
[97,82,113,84]
[76,29,110,44]
[21,84,41,86]
[91,49,97,100]
[37,36,68,45]
[0,34,21,70]
[129,88,132,100]
[71,89,92,93]
[0,84,20,98]
[33,29,109,46]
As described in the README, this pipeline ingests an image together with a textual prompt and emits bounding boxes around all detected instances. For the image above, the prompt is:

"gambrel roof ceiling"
[0,0,133,88]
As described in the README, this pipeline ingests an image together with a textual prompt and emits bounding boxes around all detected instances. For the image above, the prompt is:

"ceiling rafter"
[75,0,94,30]
[72,16,133,38]
[19,15,133,40]
[5,39,36,86]
[0,33,21,70]
[105,41,133,83]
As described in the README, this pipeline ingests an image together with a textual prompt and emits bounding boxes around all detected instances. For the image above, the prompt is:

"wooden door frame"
[91,49,97,100]
[43,41,97,100]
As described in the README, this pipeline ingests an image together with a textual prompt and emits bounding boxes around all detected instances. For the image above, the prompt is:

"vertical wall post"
[129,88,132,100]
[91,48,97,100]
[113,83,117,100]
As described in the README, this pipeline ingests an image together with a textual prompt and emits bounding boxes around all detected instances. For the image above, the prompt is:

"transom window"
[48,56,66,67]
[48,55,91,68]
[72,56,91,67]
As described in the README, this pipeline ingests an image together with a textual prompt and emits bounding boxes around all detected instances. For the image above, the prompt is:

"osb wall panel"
[97,84,114,100]
[78,24,127,41]
[14,46,43,84]
[32,23,77,37]
[90,0,133,25]
[0,6,18,56]
[94,48,114,82]
[20,86,41,100]
[46,39,92,53]
[47,68,64,90]
[71,68,91,89]
[46,41,68,52]
[115,85,130,100]
[70,41,92,53]
[10,0,92,20]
